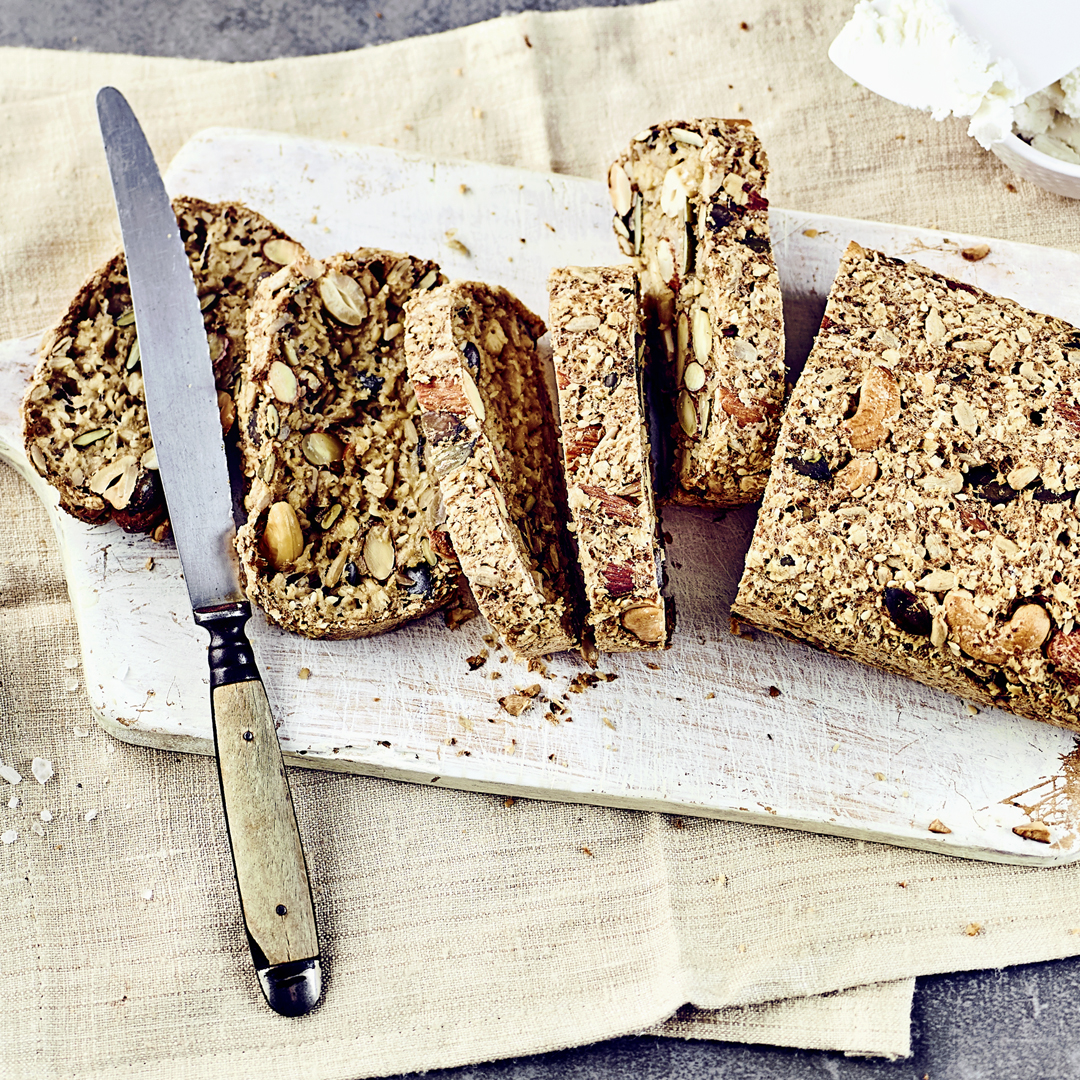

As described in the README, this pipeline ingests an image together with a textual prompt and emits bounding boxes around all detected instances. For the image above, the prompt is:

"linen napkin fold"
[3,1,1080,1074]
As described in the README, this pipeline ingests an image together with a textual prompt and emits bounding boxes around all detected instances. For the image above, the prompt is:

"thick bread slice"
[404,281,581,658]
[548,265,671,652]
[609,118,785,508]
[235,249,459,639]
[732,240,1080,732]
[22,196,299,534]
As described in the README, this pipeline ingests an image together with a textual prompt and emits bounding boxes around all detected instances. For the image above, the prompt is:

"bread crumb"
[965,922,983,936]
[961,244,990,262]
[297,667,311,680]
[499,694,534,716]
[928,818,952,834]
[581,846,593,857]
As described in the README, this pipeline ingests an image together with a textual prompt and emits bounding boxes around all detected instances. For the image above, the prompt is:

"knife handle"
[194,601,322,1017]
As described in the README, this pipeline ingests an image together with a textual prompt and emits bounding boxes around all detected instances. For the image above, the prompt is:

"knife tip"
[258,956,322,1017]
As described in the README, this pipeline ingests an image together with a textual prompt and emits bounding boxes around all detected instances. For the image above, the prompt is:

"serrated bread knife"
[96,87,322,1016]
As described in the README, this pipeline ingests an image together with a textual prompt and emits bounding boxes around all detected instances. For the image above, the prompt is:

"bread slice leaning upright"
[548,265,671,652]
[404,281,582,658]
[235,248,461,639]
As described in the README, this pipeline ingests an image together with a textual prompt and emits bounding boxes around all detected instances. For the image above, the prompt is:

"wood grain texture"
[213,678,318,966]
[5,129,1080,866]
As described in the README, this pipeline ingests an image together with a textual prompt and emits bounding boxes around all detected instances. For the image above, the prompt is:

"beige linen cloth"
[4,0,1080,1073]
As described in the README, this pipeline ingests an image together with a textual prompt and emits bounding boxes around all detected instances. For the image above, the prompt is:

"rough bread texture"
[235,249,459,639]
[404,281,581,658]
[548,265,671,652]
[609,118,785,508]
[22,197,299,534]
[732,241,1080,732]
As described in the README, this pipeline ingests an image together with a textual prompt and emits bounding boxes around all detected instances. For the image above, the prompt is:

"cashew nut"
[847,366,900,451]
[833,455,878,494]
[942,590,1050,665]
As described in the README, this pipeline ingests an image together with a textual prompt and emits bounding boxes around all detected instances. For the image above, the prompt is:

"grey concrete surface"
[5,1,1080,1077]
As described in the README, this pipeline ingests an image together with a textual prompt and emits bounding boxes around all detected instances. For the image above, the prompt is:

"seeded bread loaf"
[21,197,300,534]
[548,265,671,652]
[404,281,582,658]
[609,119,785,508]
[732,240,1080,731]
[235,248,460,639]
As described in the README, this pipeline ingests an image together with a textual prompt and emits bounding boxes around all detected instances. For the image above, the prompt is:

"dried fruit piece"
[883,588,932,637]
[847,365,900,450]
[263,501,305,570]
[786,454,831,482]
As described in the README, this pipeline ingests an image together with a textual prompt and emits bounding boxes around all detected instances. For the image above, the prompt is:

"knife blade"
[96,86,322,1017]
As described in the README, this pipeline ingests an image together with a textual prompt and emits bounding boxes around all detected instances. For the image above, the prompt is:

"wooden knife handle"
[194,601,322,1016]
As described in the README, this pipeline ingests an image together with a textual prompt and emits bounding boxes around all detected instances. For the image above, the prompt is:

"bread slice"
[235,248,460,639]
[732,240,1080,732]
[404,281,581,658]
[609,118,785,507]
[22,196,300,534]
[548,265,671,651]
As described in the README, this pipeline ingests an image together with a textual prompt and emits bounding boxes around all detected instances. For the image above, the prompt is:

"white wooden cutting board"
[4,127,1080,866]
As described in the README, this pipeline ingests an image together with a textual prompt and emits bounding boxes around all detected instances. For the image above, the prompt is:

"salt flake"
[72,727,90,739]
[31,822,44,837]
[62,656,80,670]
[141,889,154,901]
[84,809,98,823]
[2,830,16,844]
[40,810,52,823]
[0,765,22,785]
[7,797,19,809]
[31,758,53,785]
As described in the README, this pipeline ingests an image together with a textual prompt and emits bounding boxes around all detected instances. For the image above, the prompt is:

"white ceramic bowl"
[990,131,1080,199]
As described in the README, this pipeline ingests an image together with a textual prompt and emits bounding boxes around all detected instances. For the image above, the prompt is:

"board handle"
[194,601,322,1016]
